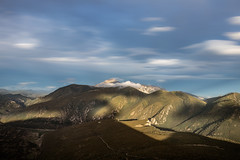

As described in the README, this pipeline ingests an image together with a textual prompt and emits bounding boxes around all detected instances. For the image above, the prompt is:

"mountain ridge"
[1,81,240,143]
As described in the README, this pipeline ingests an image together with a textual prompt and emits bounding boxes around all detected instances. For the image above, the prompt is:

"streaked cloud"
[143,26,175,35]
[224,32,240,40]
[147,59,180,66]
[14,43,38,49]
[35,57,111,66]
[228,16,240,25]
[184,40,240,55]
[18,81,37,86]
[46,86,57,89]
[37,57,84,63]
[130,74,235,81]
[141,17,163,22]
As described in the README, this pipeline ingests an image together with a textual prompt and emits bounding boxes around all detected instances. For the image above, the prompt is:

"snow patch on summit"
[95,78,163,94]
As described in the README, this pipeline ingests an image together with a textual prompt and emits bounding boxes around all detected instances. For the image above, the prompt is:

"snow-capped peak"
[95,78,163,94]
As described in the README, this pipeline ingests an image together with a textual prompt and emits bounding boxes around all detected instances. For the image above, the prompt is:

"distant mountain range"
[0,88,47,98]
[1,79,240,143]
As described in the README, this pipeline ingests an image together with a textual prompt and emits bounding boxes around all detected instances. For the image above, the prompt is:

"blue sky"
[0,0,240,97]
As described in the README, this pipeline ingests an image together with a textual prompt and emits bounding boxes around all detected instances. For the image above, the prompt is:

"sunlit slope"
[117,90,206,126]
[172,93,240,142]
[1,84,240,143]
[0,85,205,127]
[0,85,145,123]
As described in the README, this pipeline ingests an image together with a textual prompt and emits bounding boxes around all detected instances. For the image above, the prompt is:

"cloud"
[14,43,38,49]
[35,57,111,66]
[184,40,240,55]
[32,54,230,78]
[46,86,57,89]
[18,81,37,86]
[37,57,84,63]
[130,74,235,82]
[147,59,180,66]
[141,17,163,22]
[0,14,108,55]
[0,82,40,91]
[228,16,240,25]
[143,26,175,35]
[224,32,240,40]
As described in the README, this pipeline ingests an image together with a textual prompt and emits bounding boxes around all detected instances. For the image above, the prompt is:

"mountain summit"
[95,78,162,94]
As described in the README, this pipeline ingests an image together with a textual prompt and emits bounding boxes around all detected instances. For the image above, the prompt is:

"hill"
[1,84,240,143]
[39,119,240,160]
[0,94,31,114]
[171,92,240,142]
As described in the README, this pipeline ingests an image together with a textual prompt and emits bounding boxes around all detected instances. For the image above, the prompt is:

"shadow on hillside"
[2,118,240,160]
[4,117,68,129]
[38,119,240,160]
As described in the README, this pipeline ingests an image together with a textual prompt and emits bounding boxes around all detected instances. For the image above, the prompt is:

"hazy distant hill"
[0,88,47,98]
[0,94,31,114]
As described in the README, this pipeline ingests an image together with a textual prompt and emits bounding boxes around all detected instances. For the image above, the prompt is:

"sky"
[0,0,240,97]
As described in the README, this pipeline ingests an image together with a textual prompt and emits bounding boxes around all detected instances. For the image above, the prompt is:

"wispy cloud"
[184,40,240,55]
[228,16,240,25]
[32,54,231,80]
[14,42,38,49]
[0,82,44,91]
[46,86,57,90]
[1,84,56,91]
[37,57,84,63]
[147,59,180,66]
[224,32,240,40]
[18,81,37,86]
[35,57,111,66]
[143,26,175,35]
[130,74,236,82]
[141,17,163,22]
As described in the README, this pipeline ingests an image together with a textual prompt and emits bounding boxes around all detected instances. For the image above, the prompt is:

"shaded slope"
[0,123,42,160]
[40,119,240,160]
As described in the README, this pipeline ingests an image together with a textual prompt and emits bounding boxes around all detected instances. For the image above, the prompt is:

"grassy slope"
[1,85,240,143]
[174,93,240,142]
[40,119,240,160]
